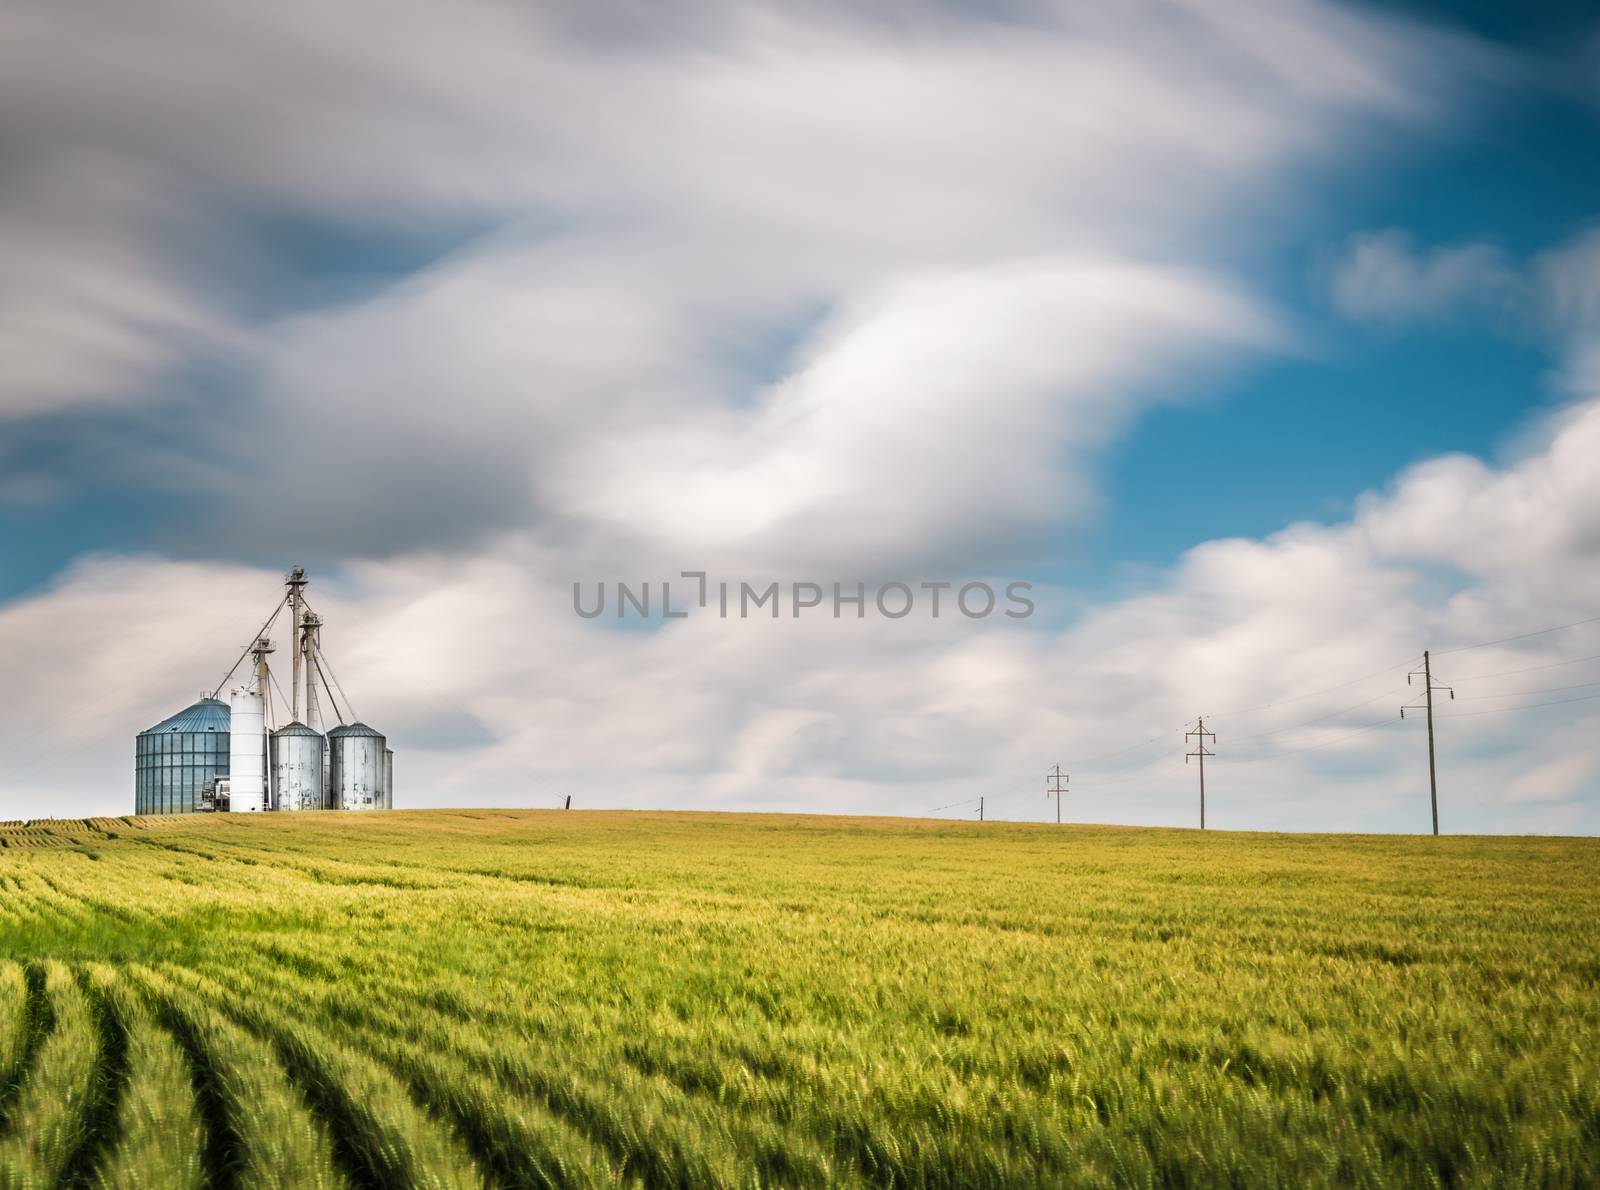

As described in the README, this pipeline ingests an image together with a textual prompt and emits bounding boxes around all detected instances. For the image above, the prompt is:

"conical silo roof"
[327,722,383,738]
[140,697,230,736]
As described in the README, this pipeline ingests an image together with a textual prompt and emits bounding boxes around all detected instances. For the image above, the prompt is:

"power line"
[955,615,1600,831]
[1232,717,1397,762]
[1059,678,1595,809]
[1064,656,1419,780]
[1072,732,1172,768]
[1433,614,1600,656]
[1439,690,1600,718]
[1456,679,1600,701]
[1225,685,1407,745]
[1064,761,1168,788]
[1209,655,1418,720]
[1070,617,1595,782]
[1451,651,1600,683]
[936,763,1079,821]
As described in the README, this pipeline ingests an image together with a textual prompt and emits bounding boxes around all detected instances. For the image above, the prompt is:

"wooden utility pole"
[978,796,984,822]
[1185,719,1215,829]
[1046,766,1068,824]
[1403,650,1454,835]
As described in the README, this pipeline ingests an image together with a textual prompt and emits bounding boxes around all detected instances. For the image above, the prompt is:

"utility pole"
[1185,719,1215,829]
[978,796,984,823]
[1402,650,1454,836]
[1046,766,1068,824]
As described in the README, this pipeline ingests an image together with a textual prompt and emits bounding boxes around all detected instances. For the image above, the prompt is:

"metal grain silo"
[271,722,325,811]
[227,687,267,812]
[328,722,386,811]
[134,697,230,815]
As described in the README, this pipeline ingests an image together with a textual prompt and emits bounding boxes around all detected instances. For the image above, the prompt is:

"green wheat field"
[0,810,1595,1188]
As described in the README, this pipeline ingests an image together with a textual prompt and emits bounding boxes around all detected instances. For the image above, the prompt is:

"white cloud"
[3,394,1598,831]
[566,258,1276,569]
[1329,229,1522,326]
[1536,226,1600,398]
[1507,752,1596,804]
[0,0,1473,566]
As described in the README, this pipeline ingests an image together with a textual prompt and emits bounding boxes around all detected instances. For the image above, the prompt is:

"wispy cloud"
[1329,229,1523,326]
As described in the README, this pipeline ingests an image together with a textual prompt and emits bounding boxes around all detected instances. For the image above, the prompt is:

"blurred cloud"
[2,393,1598,830]
[0,0,1474,566]
[1329,229,1523,326]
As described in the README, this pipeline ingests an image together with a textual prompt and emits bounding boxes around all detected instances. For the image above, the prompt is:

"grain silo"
[134,697,230,815]
[227,686,268,812]
[271,722,325,811]
[328,723,387,810]
[133,567,396,815]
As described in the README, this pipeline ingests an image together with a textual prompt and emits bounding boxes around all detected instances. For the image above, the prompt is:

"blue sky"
[1093,10,1600,581]
[1,0,1598,830]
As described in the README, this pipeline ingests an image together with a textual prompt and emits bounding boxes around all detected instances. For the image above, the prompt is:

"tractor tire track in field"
[149,990,246,1190]
[35,873,146,930]
[195,957,721,1190]
[58,969,130,1190]
[5,878,92,935]
[192,977,485,1190]
[0,966,49,1137]
[286,954,845,1188]
[323,990,740,1188]
[0,963,102,1187]
[218,948,855,1187]
[323,1018,606,1190]
[241,1022,417,1190]
[133,965,347,1190]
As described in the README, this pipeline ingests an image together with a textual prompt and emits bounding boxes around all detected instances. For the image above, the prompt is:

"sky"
[2,0,1598,832]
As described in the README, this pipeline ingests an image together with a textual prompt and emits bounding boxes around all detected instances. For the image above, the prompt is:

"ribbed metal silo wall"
[329,726,387,811]
[271,726,325,811]
[134,698,231,815]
